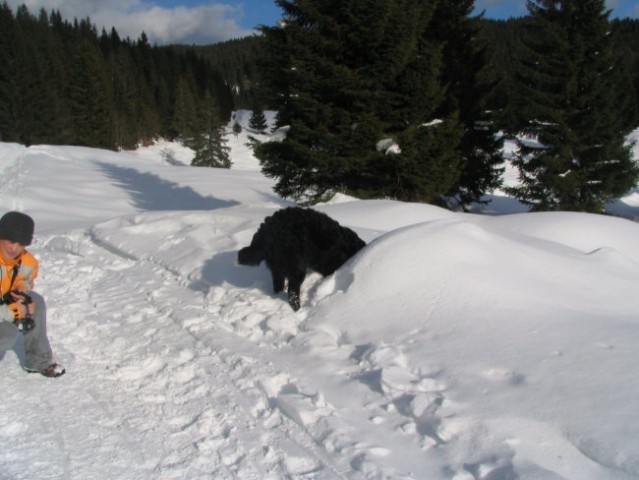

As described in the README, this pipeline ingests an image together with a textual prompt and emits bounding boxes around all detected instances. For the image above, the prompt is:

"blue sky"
[154,0,639,30]
[475,0,639,20]
[6,0,639,45]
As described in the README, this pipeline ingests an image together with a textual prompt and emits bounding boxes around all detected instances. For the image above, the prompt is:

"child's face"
[0,239,25,260]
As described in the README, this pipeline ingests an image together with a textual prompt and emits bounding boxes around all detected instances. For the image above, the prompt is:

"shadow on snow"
[97,162,238,211]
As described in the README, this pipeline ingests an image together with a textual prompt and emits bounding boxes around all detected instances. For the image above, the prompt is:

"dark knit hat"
[0,211,35,246]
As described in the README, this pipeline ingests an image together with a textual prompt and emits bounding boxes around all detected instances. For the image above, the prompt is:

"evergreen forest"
[0,3,234,149]
[2,1,639,212]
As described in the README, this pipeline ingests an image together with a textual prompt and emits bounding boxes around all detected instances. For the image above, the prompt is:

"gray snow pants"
[0,291,53,371]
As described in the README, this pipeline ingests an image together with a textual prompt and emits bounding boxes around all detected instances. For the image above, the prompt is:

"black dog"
[237,207,366,310]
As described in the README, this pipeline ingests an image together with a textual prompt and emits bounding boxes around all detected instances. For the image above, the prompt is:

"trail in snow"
[2,224,435,480]
[1,221,509,480]
[2,229,338,479]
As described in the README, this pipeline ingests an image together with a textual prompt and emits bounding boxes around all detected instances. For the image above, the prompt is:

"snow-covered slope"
[1,117,639,479]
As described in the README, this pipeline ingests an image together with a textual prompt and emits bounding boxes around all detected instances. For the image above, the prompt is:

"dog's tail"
[237,246,264,266]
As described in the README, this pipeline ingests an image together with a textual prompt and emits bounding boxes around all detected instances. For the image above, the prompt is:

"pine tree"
[171,75,198,139]
[430,1,505,209]
[102,28,144,149]
[40,11,73,145]
[510,0,638,212]
[0,4,234,149]
[0,2,20,142]
[249,107,268,133]
[191,128,231,168]
[191,90,231,168]
[6,6,43,145]
[232,120,242,136]
[611,19,639,131]
[68,39,115,149]
[15,9,43,144]
[255,0,464,204]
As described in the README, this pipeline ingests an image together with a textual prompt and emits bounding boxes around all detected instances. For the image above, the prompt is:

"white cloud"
[4,0,255,45]
[95,4,253,44]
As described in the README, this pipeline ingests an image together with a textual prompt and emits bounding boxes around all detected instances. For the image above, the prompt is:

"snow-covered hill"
[1,115,639,479]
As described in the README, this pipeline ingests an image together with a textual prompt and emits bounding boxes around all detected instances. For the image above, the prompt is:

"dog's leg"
[270,268,285,293]
[286,268,306,311]
[288,291,301,311]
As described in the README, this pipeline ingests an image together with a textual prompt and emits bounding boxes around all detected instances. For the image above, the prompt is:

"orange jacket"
[0,248,38,322]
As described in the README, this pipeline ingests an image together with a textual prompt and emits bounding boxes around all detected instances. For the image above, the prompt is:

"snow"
[1,112,639,479]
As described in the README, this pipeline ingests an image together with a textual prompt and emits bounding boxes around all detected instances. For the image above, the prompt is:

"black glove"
[6,292,35,333]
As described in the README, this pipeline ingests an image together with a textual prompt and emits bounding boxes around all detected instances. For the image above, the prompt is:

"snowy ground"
[1,111,639,479]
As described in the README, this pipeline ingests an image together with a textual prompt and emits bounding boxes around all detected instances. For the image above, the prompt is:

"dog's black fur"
[237,207,366,310]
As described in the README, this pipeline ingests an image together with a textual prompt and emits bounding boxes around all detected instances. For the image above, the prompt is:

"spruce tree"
[191,127,231,168]
[14,8,47,145]
[40,12,74,145]
[249,106,268,133]
[191,90,231,168]
[0,4,236,149]
[0,2,20,142]
[232,120,242,136]
[430,1,505,209]
[171,75,198,139]
[102,28,144,149]
[510,0,638,212]
[68,39,115,149]
[5,6,43,145]
[256,0,464,204]
[611,19,639,132]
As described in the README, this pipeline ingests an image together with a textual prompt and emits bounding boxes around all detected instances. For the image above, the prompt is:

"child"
[0,211,65,377]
